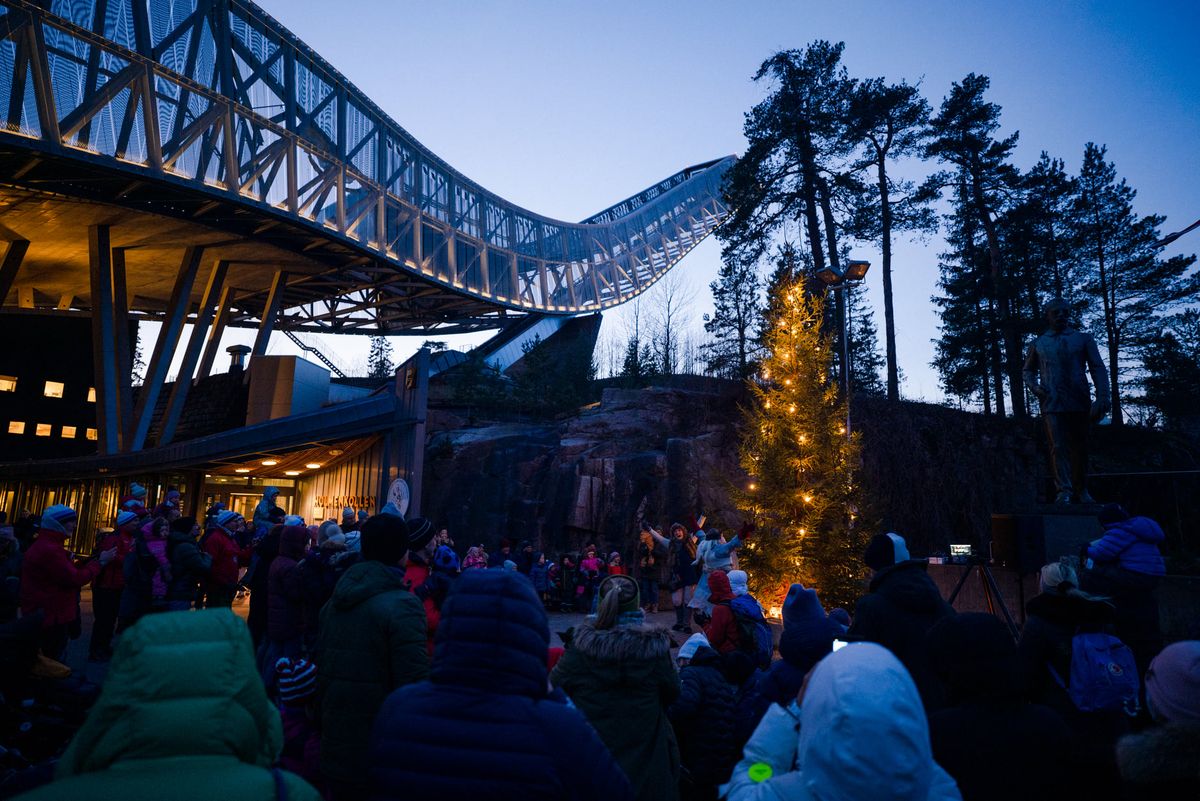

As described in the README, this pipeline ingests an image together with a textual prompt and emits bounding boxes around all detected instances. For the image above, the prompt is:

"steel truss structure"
[0,0,733,336]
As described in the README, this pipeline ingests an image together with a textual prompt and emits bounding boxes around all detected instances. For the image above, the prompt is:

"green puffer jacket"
[16,609,319,801]
[551,622,682,801]
[315,559,429,788]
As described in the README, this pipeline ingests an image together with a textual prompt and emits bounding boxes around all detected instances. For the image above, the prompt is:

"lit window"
[86,428,98,441]
[0,376,15,392]
[43,381,64,399]
[87,387,96,403]
[61,426,77,439]
[35,424,52,437]
[7,421,24,434]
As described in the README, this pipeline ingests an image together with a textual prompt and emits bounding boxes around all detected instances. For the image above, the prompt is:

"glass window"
[86,428,97,441]
[61,426,77,439]
[35,423,52,437]
[7,421,24,434]
[87,387,96,402]
[44,381,64,399]
[0,376,15,392]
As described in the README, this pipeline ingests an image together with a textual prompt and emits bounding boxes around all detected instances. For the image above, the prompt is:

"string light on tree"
[735,276,872,609]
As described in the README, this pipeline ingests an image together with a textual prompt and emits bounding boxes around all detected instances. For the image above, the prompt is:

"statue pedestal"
[991,510,1102,573]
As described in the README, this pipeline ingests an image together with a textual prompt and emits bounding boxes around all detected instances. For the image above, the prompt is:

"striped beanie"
[40,504,77,534]
[116,510,140,529]
[275,658,317,706]
[215,510,243,531]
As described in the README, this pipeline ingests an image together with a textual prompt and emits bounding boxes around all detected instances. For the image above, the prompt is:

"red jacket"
[92,529,135,591]
[403,559,440,656]
[704,571,739,654]
[203,528,251,587]
[20,530,101,627]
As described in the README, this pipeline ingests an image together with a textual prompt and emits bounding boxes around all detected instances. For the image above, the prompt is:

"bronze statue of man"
[1023,299,1110,505]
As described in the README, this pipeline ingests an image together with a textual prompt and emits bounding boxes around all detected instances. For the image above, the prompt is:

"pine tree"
[1071,143,1198,425]
[367,336,394,378]
[846,281,886,396]
[926,74,1024,417]
[1138,311,1200,431]
[737,278,869,609]
[845,77,938,401]
[703,256,763,379]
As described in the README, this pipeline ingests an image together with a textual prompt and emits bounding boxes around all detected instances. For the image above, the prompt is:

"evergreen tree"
[1071,143,1198,425]
[1138,311,1200,431]
[926,74,1024,417]
[846,281,886,396]
[933,171,996,411]
[702,256,763,379]
[367,336,394,378]
[846,77,939,401]
[737,278,869,609]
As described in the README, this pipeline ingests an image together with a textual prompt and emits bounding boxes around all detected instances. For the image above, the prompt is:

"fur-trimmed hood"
[1118,722,1200,789]
[570,621,672,662]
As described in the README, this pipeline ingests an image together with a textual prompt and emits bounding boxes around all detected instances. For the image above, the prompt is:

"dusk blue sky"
[187,0,1200,400]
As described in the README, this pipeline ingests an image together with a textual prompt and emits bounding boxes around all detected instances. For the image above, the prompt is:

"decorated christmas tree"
[737,276,871,611]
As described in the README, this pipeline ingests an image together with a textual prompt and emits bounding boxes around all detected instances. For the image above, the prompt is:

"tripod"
[946,556,1020,641]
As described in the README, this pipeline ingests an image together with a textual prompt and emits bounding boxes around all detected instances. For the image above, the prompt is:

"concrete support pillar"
[88,225,120,454]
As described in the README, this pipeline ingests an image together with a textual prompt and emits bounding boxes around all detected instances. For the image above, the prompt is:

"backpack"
[730,595,773,670]
[1049,630,1140,715]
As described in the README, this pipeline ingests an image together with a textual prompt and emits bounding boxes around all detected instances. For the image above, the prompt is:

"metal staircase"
[284,331,348,378]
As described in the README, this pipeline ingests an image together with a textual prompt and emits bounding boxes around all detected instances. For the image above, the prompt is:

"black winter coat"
[165,530,211,603]
[929,701,1075,801]
[849,560,953,711]
[299,548,360,652]
[369,570,632,801]
[669,646,737,788]
[1118,722,1200,801]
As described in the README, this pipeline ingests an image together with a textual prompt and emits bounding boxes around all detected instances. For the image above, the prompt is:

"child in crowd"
[274,657,322,789]
[558,553,578,612]
[671,633,737,801]
[579,547,605,611]
[529,552,551,606]
[462,545,488,571]
[608,552,627,576]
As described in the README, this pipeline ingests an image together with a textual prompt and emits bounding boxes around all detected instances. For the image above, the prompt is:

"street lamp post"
[815,259,871,436]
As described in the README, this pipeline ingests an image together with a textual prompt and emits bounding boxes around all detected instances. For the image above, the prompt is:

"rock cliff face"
[422,384,1198,561]
[422,385,746,556]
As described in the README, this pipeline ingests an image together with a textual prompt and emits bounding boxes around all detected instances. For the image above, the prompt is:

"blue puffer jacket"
[1088,516,1166,576]
[368,570,633,801]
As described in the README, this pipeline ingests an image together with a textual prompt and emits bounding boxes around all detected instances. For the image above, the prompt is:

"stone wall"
[422,383,1199,567]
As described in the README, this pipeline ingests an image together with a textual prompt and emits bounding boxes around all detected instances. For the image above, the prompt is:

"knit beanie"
[129,482,147,500]
[275,658,317,707]
[342,507,354,520]
[215,510,242,531]
[318,521,346,550]
[165,489,181,502]
[1040,560,1079,594]
[502,560,517,571]
[115,510,140,530]
[405,516,435,552]
[357,509,369,521]
[283,514,304,527]
[433,544,460,573]
[778,583,842,671]
[40,504,77,534]
[679,632,710,660]
[380,502,404,518]
[864,532,910,571]
[598,574,641,614]
[728,569,750,597]
[170,516,196,535]
[1145,641,1200,724]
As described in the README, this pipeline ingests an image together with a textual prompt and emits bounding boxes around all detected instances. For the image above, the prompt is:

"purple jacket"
[1088,517,1165,576]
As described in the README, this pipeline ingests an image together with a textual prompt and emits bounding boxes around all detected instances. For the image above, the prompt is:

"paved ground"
[65,588,693,685]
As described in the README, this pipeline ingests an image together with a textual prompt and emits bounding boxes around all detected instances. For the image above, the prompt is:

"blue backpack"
[1049,631,1140,715]
[730,595,773,670]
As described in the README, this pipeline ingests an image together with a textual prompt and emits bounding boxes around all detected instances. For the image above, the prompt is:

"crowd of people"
[0,488,1196,800]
